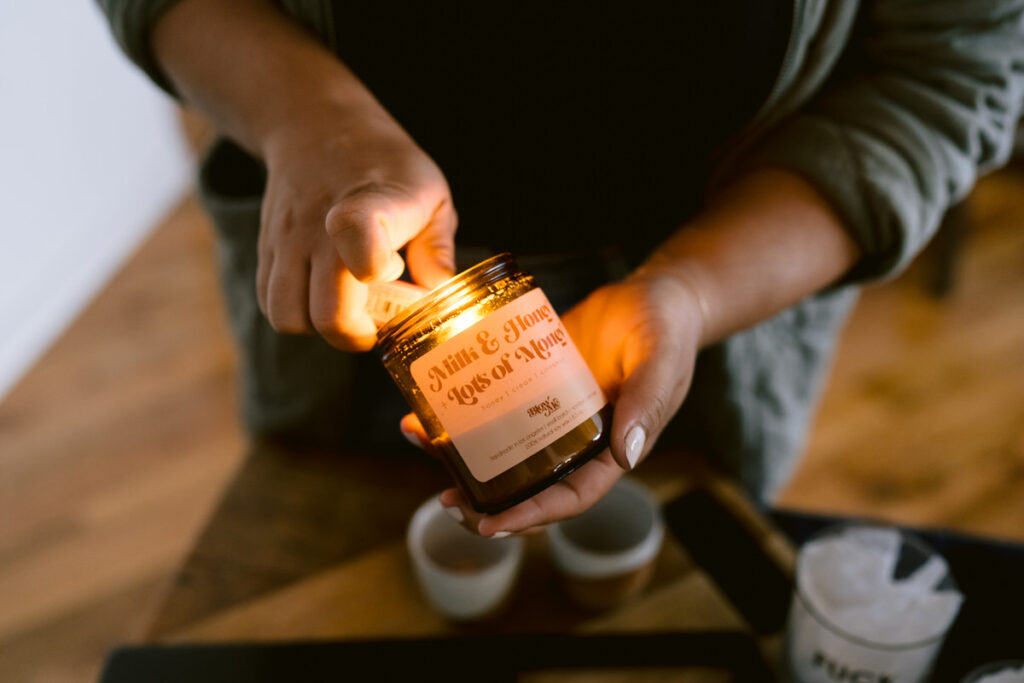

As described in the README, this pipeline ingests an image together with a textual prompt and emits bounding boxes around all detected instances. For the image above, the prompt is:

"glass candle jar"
[377,253,611,514]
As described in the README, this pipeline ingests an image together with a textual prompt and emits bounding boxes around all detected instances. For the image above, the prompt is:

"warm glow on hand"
[403,270,705,537]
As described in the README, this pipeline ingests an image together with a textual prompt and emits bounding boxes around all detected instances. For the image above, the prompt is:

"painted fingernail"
[491,531,511,539]
[443,505,464,522]
[625,425,646,470]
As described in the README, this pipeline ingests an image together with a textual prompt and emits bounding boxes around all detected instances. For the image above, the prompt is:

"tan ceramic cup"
[546,477,664,610]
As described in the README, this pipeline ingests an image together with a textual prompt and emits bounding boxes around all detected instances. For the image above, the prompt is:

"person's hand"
[401,268,705,536]
[257,106,456,350]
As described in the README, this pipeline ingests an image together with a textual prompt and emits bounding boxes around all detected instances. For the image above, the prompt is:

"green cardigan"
[98,0,1024,499]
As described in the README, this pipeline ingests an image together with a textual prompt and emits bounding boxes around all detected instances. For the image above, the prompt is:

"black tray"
[100,632,774,682]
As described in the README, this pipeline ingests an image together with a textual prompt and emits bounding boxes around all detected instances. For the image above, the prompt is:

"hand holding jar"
[400,267,706,538]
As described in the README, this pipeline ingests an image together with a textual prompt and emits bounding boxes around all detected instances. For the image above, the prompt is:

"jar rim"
[376,252,519,350]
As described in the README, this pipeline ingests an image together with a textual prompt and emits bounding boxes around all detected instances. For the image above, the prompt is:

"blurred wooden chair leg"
[929,117,1023,299]
[927,200,968,299]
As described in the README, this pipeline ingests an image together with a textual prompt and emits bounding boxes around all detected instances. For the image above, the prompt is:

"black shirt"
[333,2,791,260]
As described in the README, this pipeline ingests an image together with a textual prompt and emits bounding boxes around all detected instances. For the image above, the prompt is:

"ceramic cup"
[546,476,664,610]
[407,494,524,620]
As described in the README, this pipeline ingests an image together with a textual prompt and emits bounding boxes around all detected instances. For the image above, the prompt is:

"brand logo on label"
[812,651,893,683]
[527,396,561,418]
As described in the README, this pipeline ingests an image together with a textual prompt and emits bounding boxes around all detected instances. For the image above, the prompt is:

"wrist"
[631,169,861,348]
[628,260,713,349]
[257,91,397,162]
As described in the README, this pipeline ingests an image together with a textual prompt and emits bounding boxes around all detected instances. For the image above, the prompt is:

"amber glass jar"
[377,253,611,514]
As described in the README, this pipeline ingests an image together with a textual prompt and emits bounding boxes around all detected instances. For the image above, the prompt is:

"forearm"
[642,169,862,347]
[151,0,383,158]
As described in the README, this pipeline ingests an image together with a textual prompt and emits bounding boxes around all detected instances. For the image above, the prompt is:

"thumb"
[325,189,426,283]
[405,199,457,289]
[609,327,693,472]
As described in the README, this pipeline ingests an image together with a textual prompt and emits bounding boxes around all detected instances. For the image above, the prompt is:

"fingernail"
[382,253,406,281]
[443,505,464,522]
[490,531,511,539]
[400,426,423,450]
[625,425,646,470]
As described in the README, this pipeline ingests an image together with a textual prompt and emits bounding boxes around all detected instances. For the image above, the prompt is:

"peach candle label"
[411,288,605,483]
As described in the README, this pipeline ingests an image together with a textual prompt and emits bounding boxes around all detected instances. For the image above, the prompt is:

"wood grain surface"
[145,447,763,641]
[145,443,783,681]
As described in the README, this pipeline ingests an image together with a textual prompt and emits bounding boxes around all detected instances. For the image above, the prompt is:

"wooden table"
[141,441,797,679]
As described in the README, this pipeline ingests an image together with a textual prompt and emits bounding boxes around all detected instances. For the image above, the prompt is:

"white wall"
[0,0,191,400]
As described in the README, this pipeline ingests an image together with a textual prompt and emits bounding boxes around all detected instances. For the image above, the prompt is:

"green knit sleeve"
[738,0,1024,283]
[94,0,185,97]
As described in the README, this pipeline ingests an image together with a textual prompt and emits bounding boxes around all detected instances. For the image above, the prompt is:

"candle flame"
[442,294,489,338]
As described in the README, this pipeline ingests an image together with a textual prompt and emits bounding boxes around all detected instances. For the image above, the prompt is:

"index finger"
[309,253,378,350]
